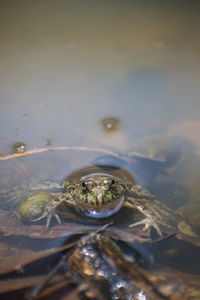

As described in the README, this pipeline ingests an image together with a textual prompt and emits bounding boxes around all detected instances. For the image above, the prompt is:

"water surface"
[0,1,200,298]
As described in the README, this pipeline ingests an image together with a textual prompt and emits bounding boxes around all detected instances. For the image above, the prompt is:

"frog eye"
[81,181,88,192]
[82,182,86,188]
[104,178,115,185]
[81,180,92,192]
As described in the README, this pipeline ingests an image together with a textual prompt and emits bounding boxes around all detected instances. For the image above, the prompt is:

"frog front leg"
[127,201,163,237]
[125,185,163,237]
[32,198,62,228]
[32,193,71,228]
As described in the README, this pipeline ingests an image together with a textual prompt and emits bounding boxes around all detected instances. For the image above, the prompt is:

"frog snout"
[92,188,104,204]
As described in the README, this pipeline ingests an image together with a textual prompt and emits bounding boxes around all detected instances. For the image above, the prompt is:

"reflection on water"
[0,1,200,299]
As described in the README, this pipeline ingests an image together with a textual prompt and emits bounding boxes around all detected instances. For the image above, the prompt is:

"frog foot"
[32,197,63,228]
[33,211,62,229]
[129,217,162,237]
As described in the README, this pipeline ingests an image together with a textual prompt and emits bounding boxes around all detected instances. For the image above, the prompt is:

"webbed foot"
[129,217,163,237]
[128,202,163,237]
[45,212,61,228]
[32,211,62,229]
[32,196,64,228]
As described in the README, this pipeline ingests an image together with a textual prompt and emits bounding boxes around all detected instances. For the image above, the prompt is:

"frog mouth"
[74,195,125,219]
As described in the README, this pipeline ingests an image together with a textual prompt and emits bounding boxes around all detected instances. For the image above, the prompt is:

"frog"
[2,171,180,239]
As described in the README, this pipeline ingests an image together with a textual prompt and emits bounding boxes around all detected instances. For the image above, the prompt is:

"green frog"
[13,172,174,238]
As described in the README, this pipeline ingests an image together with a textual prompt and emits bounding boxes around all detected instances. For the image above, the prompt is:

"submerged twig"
[0,146,122,161]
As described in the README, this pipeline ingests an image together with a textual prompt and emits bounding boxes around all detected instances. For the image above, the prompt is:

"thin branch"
[0,146,122,161]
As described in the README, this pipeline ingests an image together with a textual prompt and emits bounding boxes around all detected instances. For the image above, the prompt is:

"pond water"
[0,1,200,299]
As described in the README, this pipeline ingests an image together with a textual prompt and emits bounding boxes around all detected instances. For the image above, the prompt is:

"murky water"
[0,1,200,299]
[0,1,200,147]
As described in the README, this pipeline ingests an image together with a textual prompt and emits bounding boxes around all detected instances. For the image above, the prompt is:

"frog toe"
[129,218,163,237]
